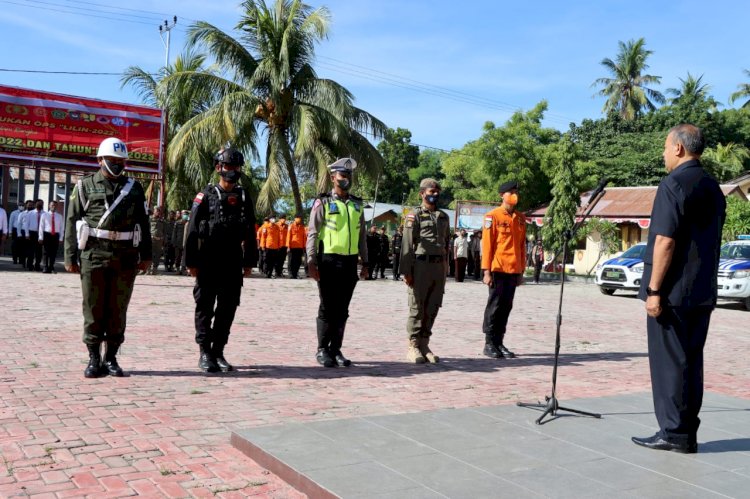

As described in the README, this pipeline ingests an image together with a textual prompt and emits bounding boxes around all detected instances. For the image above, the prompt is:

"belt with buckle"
[415,254,443,263]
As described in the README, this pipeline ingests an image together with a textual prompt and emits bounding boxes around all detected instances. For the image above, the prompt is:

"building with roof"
[527,185,747,275]
[363,201,456,232]
[728,171,750,199]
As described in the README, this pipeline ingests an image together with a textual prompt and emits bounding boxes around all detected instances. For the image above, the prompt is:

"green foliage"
[367,127,420,204]
[723,197,750,242]
[541,135,581,256]
[702,143,750,182]
[592,38,665,120]
[729,69,750,109]
[408,149,449,205]
[441,101,560,210]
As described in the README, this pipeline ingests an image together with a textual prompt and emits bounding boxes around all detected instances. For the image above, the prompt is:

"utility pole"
[156,16,177,209]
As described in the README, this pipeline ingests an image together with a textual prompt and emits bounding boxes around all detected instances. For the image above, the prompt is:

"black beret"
[498,180,519,193]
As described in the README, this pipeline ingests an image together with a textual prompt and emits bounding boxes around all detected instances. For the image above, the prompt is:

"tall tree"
[165,0,387,215]
[593,38,665,120]
[541,135,582,258]
[666,73,718,110]
[372,127,420,204]
[729,68,750,109]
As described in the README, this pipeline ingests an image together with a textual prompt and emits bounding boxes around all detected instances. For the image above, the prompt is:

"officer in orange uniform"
[275,214,289,277]
[261,215,280,278]
[286,213,307,278]
[257,216,270,274]
[481,180,526,359]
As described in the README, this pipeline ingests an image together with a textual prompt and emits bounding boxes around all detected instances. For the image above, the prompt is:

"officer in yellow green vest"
[306,158,368,368]
[64,137,152,378]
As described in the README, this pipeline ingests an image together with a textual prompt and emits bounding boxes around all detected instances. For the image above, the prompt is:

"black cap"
[498,180,519,193]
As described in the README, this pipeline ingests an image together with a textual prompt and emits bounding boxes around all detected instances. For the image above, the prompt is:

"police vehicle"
[717,235,750,311]
[595,242,646,295]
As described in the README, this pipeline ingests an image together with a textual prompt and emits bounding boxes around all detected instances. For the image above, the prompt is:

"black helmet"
[214,146,244,167]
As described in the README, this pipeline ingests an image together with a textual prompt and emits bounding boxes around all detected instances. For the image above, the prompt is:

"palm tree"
[165,0,387,215]
[592,38,665,120]
[702,142,750,182]
[666,72,718,110]
[729,69,750,109]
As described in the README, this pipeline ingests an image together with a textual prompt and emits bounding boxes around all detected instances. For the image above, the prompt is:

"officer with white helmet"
[64,137,152,378]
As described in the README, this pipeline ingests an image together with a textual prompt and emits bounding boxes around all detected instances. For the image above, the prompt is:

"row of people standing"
[365,225,402,280]
[2,199,64,273]
[256,214,308,279]
[147,207,190,275]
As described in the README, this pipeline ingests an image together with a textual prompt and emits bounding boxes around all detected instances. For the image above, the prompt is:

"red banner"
[0,85,163,174]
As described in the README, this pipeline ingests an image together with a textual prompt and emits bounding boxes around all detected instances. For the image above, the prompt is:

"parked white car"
[595,243,646,295]
[717,236,750,311]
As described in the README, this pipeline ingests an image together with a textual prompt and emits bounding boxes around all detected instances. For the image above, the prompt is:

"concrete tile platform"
[232,392,750,498]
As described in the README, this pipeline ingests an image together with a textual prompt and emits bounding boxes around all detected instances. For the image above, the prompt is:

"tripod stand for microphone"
[517,188,606,425]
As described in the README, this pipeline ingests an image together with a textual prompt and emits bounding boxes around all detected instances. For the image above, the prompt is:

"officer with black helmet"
[185,145,258,373]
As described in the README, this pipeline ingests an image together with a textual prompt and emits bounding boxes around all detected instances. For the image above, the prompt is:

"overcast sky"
[2,0,748,152]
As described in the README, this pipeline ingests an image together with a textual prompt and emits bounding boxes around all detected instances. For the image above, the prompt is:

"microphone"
[587,178,607,205]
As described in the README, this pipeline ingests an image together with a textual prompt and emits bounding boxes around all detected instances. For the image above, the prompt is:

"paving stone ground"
[0,256,748,498]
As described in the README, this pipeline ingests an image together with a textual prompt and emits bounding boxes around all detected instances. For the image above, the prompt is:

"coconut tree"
[666,72,719,110]
[121,50,219,208]
[592,38,665,120]
[702,142,750,182]
[165,0,387,215]
[729,69,750,109]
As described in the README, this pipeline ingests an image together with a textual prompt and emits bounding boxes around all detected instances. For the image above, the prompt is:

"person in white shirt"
[23,199,44,271]
[454,229,470,282]
[39,200,64,273]
[0,206,7,255]
[18,200,34,269]
[8,204,24,264]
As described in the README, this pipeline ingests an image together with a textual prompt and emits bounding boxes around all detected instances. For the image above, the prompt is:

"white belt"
[88,228,134,241]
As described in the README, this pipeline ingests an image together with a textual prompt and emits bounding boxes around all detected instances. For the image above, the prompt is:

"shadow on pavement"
[127,351,647,379]
[699,437,750,453]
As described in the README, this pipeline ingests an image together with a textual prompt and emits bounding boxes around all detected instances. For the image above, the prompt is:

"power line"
[0,68,156,75]
[63,0,198,23]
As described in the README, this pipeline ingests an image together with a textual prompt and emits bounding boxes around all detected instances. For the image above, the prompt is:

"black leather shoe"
[103,358,124,377]
[215,356,234,372]
[334,352,352,367]
[631,434,697,454]
[483,343,503,359]
[316,348,335,368]
[499,345,516,358]
[199,352,219,373]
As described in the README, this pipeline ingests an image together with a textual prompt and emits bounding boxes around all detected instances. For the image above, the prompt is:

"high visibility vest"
[319,197,361,255]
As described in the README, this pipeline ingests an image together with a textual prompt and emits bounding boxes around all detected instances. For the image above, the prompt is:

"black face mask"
[336,178,351,191]
[103,159,126,177]
[220,168,241,183]
[425,194,439,205]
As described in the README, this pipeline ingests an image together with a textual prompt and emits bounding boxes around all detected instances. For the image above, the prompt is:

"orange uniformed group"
[257,214,308,279]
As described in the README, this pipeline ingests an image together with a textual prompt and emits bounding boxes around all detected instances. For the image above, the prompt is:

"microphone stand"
[516,188,606,425]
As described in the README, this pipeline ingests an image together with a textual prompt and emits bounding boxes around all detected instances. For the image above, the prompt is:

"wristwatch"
[646,286,660,297]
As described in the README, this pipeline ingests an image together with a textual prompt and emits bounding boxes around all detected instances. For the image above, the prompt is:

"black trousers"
[482,272,519,345]
[258,249,266,274]
[448,254,454,277]
[193,271,242,348]
[264,248,278,277]
[472,252,481,279]
[275,247,287,276]
[533,261,543,283]
[11,229,21,263]
[42,232,60,271]
[647,306,712,444]
[455,257,467,282]
[288,248,304,278]
[316,254,358,353]
[392,252,401,279]
[377,255,389,277]
[467,253,475,277]
[26,232,42,270]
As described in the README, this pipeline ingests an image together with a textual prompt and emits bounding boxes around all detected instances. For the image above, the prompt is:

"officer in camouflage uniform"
[64,137,152,378]
[400,178,450,364]
[306,158,368,368]
[149,206,167,274]
[185,146,258,373]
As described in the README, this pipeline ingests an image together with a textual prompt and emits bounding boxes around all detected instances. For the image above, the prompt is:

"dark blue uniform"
[185,184,258,369]
[639,159,726,446]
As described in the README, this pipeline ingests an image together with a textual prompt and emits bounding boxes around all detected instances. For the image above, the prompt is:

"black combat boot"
[212,344,234,372]
[198,345,219,373]
[103,343,124,377]
[84,344,102,378]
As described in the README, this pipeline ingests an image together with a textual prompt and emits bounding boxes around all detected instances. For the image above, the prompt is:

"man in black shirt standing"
[632,124,726,454]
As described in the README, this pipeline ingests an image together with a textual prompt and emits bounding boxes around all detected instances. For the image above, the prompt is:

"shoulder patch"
[193,192,204,204]
[406,214,415,220]
[484,216,493,229]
